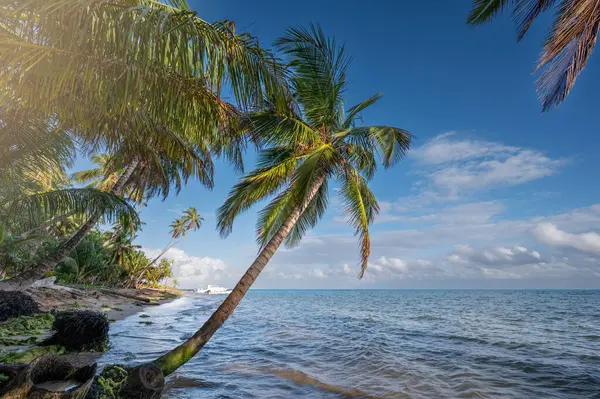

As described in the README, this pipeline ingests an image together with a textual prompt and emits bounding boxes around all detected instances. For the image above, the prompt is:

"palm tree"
[153,25,412,375]
[467,0,600,110]
[133,207,203,287]
[0,0,289,289]
[0,109,141,282]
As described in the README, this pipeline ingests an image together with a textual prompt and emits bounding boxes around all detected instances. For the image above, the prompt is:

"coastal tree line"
[0,0,594,386]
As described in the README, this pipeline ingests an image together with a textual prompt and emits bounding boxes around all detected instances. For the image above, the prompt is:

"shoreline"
[0,285,181,366]
[26,285,181,322]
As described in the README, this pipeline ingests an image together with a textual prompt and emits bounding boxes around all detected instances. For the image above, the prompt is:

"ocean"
[99,290,600,398]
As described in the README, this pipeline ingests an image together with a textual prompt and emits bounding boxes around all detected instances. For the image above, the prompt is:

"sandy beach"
[25,285,181,322]
[0,285,181,368]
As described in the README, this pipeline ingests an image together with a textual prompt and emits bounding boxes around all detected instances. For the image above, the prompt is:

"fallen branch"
[99,289,152,303]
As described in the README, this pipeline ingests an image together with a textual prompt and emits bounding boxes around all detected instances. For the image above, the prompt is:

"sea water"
[99,290,600,398]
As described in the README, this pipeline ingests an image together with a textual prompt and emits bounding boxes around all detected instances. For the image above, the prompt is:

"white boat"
[194,285,232,295]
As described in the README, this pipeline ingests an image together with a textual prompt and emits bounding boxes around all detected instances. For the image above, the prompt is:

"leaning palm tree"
[0,0,289,289]
[467,0,600,110]
[132,207,203,287]
[0,110,140,282]
[153,25,412,375]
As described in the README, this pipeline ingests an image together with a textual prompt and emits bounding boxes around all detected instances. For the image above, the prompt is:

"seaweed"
[0,345,65,364]
[0,313,55,345]
[86,364,129,399]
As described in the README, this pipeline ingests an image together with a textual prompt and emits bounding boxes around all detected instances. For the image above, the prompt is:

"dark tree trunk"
[119,363,165,398]
[0,162,138,291]
[0,355,97,398]
[153,175,326,376]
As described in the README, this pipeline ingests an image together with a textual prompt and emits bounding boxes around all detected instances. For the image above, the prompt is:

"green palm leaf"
[3,188,140,235]
[340,167,379,278]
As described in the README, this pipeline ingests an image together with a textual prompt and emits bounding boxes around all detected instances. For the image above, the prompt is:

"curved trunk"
[132,239,178,288]
[153,175,326,376]
[0,162,138,291]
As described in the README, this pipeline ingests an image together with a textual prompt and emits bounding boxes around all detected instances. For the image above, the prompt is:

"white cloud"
[309,268,327,278]
[532,223,600,256]
[376,201,503,224]
[410,133,565,201]
[411,132,516,165]
[448,244,545,268]
[143,247,228,288]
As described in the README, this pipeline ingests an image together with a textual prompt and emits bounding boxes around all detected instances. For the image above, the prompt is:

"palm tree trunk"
[16,211,77,238]
[153,175,326,376]
[0,161,139,291]
[132,239,178,288]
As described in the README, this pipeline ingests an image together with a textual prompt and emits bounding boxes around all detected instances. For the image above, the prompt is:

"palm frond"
[467,0,511,25]
[339,167,379,278]
[513,0,558,40]
[216,148,300,237]
[342,93,382,129]
[536,0,600,110]
[0,109,74,195]
[249,111,323,148]
[3,188,140,235]
[0,0,290,161]
[275,23,350,129]
[337,126,412,168]
[256,179,329,250]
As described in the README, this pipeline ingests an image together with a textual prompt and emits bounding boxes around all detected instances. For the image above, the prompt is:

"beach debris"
[86,363,165,399]
[86,364,128,398]
[0,354,97,398]
[30,277,57,288]
[42,311,109,352]
[0,291,40,322]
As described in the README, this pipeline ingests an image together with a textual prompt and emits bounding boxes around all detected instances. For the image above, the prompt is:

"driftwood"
[98,289,152,303]
[119,363,165,399]
[86,363,165,399]
[0,363,27,381]
[0,355,97,398]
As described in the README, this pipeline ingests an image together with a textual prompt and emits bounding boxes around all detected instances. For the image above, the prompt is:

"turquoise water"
[100,290,600,398]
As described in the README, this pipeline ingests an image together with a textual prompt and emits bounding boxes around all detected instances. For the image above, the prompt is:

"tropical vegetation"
[0,0,288,290]
[153,24,412,375]
[468,0,600,110]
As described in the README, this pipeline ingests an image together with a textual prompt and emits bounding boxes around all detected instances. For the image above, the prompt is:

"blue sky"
[80,0,600,289]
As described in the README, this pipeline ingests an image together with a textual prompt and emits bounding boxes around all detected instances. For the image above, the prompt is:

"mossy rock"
[86,363,164,399]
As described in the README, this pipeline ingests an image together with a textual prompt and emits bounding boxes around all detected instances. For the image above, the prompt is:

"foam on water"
[99,290,600,398]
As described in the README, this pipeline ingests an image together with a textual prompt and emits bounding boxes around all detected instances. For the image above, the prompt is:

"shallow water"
[99,290,600,398]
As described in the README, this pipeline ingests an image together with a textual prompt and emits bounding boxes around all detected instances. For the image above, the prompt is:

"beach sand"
[0,285,181,366]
